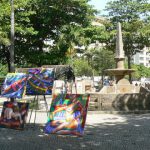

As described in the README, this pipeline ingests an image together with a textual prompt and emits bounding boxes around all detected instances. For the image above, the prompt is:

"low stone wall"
[88,90,150,111]
[99,85,140,94]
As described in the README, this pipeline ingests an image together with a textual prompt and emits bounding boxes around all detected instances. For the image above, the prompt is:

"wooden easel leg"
[33,95,38,126]
[29,95,36,124]
[43,95,49,117]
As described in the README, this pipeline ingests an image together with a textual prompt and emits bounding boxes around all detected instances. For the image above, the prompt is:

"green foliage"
[83,24,109,44]
[0,0,112,76]
[132,64,150,79]
[0,63,8,77]
[105,0,150,69]
[93,48,115,72]
[0,0,37,68]
[73,58,93,76]
[15,0,97,66]
[0,0,11,46]
[83,47,115,75]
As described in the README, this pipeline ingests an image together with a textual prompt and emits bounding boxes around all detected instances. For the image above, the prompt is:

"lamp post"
[10,0,15,73]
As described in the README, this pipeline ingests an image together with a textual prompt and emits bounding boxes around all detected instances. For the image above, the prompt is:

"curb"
[1,106,150,114]
[88,110,150,114]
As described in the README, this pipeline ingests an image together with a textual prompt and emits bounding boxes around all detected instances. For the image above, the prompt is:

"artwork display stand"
[1,66,76,130]
[28,95,49,126]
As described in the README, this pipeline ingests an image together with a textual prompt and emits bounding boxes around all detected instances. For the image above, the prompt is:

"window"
[140,57,144,60]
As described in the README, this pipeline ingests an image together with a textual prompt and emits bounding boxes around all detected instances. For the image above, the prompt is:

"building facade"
[132,47,150,68]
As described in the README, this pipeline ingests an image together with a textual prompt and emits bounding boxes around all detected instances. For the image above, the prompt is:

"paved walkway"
[1,112,150,150]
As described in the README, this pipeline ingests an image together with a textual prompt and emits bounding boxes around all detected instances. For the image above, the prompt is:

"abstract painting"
[1,73,27,99]
[44,94,90,136]
[26,68,54,95]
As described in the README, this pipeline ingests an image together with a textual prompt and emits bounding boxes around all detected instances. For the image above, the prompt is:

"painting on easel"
[0,102,29,130]
[44,94,90,136]
[1,73,27,99]
[26,68,54,95]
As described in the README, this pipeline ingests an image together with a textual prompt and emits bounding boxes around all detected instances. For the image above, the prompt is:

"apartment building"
[132,47,150,67]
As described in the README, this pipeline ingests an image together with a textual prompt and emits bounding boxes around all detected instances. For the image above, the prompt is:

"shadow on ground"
[1,115,150,150]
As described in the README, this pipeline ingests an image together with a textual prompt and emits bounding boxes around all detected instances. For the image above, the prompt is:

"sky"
[88,0,150,15]
[88,0,111,14]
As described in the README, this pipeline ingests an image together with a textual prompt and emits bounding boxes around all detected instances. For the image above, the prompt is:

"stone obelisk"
[105,22,135,84]
[115,22,125,69]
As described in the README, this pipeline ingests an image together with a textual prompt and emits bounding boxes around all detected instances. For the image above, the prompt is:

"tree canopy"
[0,0,36,70]
[0,0,98,70]
[105,0,150,69]
[0,0,150,78]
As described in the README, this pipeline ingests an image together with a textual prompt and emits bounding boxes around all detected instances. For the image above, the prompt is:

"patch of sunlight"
[86,114,127,125]
[104,123,117,126]
[38,134,45,137]
[134,124,141,127]
[7,137,13,140]
[80,143,86,148]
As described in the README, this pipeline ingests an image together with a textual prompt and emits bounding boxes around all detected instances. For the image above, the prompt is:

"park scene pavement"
[1,110,150,150]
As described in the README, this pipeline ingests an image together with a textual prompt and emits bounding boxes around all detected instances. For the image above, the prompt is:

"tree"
[132,64,150,79]
[73,58,93,76]
[82,46,115,77]
[92,48,115,75]
[14,0,97,67]
[56,24,87,65]
[0,0,36,71]
[105,0,150,70]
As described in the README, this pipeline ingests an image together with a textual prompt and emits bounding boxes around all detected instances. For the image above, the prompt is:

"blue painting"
[1,73,27,98]
[26,68,54,95]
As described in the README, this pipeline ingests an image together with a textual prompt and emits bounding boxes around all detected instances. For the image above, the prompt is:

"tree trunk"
[10,0,15,73]
[5,48,11,72]
[2,45,10,72]
[10,0,15,102]
[101,69,104,86]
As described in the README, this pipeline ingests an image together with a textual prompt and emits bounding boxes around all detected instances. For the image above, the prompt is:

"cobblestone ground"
[1,112,150,150]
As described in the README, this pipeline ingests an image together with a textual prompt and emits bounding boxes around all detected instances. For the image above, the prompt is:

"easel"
[28,95,49,126]
[15,67,52,126]
[15,65,75,127]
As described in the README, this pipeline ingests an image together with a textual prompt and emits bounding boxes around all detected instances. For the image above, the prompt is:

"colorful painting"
[26,68,54,95]
[0,101,29,130]
[44,94,90,136]
[1,73,27,98]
